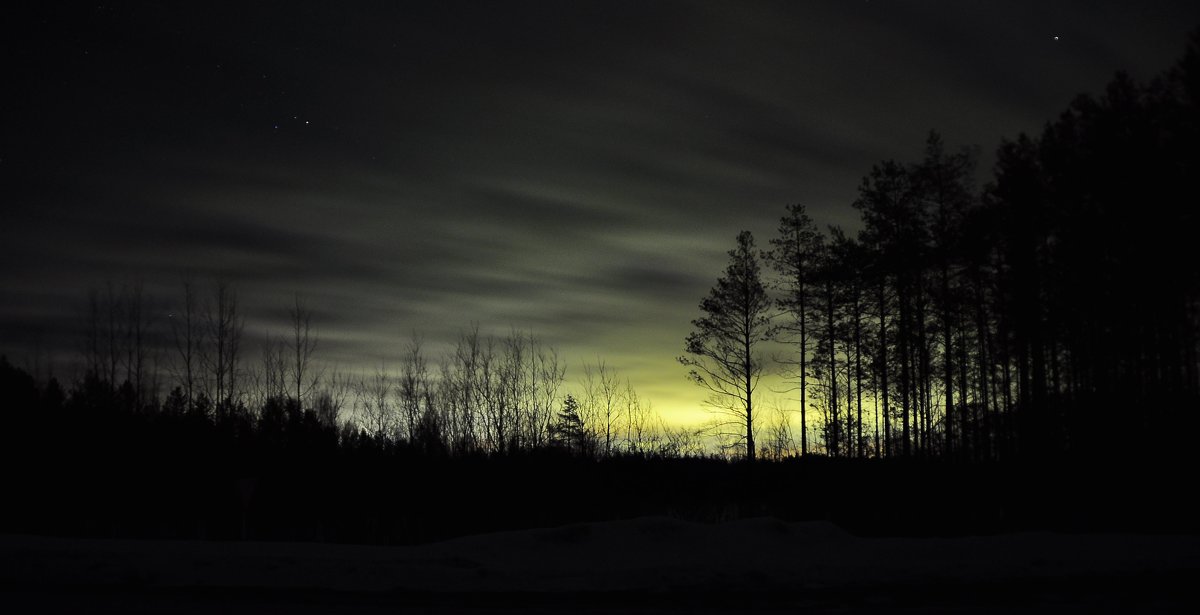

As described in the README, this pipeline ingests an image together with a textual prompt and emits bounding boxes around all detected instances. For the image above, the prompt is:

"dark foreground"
[4,577,1195,614]
[3,517,1197,613]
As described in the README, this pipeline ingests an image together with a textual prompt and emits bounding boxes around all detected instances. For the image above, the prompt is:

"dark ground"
[3,517,1197,613]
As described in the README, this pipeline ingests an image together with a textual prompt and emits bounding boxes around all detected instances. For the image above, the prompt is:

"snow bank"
[1,517,1196,596]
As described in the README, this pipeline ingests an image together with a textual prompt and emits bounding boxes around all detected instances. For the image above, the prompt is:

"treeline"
[684,31,1200,463]
[5,352,1195,543]
[71,276,703,459]
[7,353,1195,543]
[0,354,706,544]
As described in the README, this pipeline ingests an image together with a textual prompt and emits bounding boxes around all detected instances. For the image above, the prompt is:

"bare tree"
[84,288,101,380]
[120,281,148,406]
[169,277,202,411]
[443,325,484,453]
[247,334,288,411]
[583,360,625,457]
[763,399,796,460]
[657,416,705,458]
[104,281,121,387]
[355,364,395,438]
[397,332,428,442]
[524,333,565,449]
[316,367,353,429]
[204,281,244,407]
[477,333,504,452]
[81,284,118,388]
[288,293,321,408]
[622,380,654,454]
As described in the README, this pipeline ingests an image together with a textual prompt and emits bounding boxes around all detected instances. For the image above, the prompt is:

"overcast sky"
[3,1,1199,422]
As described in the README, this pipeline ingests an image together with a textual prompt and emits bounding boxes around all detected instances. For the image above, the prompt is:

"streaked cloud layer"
[3,1,1198,420]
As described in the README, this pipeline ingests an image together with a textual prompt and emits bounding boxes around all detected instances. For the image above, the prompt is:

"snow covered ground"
[2,517,1197,612]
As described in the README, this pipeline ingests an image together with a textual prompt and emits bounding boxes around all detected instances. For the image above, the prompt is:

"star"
[1053,35,1060,41]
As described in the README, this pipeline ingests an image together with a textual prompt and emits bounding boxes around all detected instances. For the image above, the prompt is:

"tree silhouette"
[680,231,771,462]
[551,393,595,456]
[204,281,243,409]
[912,132,976,456]
[397,332,428,443]
[583,360,624,458]
[288,293,320,408]
[765,204,822,455]
[169,277,202,413]
[828,228,870,457]
[854,159,922,455]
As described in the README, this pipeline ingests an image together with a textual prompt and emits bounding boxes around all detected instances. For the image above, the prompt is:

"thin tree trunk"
[828,278,838,457]
[879,281,891,457]
[917,294,932,456]
[899,282,911,457]
[855,294,864,459]
[957,312,971,461]
[799,264,809,456]
[745,314,755,463]
[846,341,854,457]
[942,265,954,457]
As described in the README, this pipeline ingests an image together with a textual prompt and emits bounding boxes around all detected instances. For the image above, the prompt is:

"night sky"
[4,1,1199,423]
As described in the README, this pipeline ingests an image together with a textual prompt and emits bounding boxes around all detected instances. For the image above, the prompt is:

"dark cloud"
[3,1,1199,418]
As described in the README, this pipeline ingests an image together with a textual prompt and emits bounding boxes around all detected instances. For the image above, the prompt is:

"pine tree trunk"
[899,281,911,457]
[879,281,891,457]
[942,264,954,457]
[800,271,809,456]
[828,278,838,457]
[855,294,864,459]
[916,293,932,456]
[745,321,755,463]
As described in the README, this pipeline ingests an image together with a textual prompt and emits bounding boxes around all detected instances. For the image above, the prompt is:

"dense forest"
[2,31,1199,544]
[688,30,1200,464]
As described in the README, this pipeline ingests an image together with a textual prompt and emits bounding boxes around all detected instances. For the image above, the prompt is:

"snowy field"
[2,517,1197,612]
